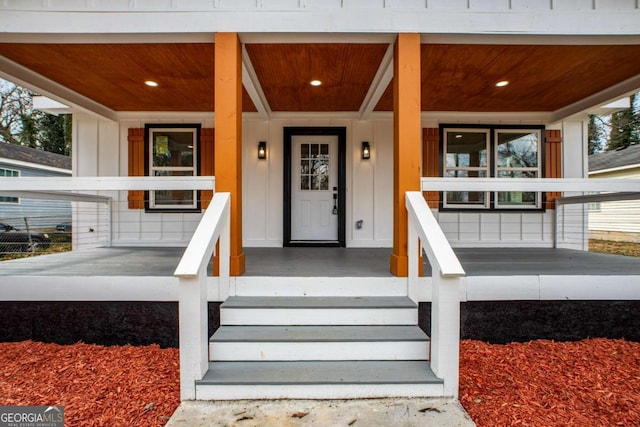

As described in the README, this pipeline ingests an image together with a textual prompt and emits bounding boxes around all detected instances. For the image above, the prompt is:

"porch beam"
[390,33,422,278]
[0,56,118,122]
[241,44,271,120]
[550,73,640,123]
[359,42,394,120]
[215,32,246,276]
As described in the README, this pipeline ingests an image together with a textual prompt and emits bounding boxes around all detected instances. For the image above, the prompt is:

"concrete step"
[220,296,418,325]
[209,325,430,361]
[196,360,443,400]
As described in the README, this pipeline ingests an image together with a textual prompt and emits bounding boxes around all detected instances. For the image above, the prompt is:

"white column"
[178,265,209,400]
[430,273,461,397]
[560,118,589,250]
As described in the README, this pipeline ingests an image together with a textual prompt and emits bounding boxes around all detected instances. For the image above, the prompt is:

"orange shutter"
[544,130,562,209]
[422,128,440,208]
[127,128,145,209]
[200,128,215,209]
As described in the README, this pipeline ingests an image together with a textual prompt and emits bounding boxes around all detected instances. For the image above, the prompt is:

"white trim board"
[2,275,640,302]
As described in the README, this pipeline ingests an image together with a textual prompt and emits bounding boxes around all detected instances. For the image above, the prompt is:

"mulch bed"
[1,338,639,426]
[460,338,640,426]
[0,341,179,426]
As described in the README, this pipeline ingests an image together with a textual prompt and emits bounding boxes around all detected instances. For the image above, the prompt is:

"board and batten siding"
[2,0,638,37]
[72,112,588,249]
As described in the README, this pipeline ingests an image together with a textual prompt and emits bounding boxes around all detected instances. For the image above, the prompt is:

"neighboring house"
[0,142,71,229]
[589,144,640,243]
[0,1,639,403]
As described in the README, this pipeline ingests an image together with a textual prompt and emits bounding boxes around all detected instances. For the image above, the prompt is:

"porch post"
[390,33,422,277]
[215,32,245,275]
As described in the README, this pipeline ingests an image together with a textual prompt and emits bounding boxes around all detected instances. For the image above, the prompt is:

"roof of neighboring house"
[0,141,71,171]
[589,144,640,173]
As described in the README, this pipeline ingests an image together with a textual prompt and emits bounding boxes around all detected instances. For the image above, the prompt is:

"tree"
[37,112,71,156]
[588,93,640,154]
[606,93,640,151]
[0,80,32,146]
[0,78,71,156]
[588,114,606,154]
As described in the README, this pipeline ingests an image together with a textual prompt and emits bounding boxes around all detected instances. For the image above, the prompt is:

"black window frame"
[439,123,546,212]
[144,123,202,213]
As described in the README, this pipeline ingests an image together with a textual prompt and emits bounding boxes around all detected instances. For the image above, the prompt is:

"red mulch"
[1,339,639,426]
[460,338,640,427]
[0,341,179,426]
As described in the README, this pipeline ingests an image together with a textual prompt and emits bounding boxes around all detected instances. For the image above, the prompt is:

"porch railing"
[406,191,465,397]
[174,192,230,401]
[0,176,216,251]
[421,177,640,248]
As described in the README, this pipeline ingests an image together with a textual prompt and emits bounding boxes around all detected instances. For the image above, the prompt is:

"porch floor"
[1,246,640,277]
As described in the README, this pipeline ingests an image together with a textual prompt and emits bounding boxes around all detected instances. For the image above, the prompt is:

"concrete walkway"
[166,398,476,427]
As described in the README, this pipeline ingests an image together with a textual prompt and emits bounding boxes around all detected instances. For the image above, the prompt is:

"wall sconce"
[258,141,267,160]
[361,141,371,160]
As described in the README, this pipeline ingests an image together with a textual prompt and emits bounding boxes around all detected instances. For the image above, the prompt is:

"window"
[443,129,490,208]
[494,130,541,208]
[147,126,199,210]
[442,126,543,210]
[0,168,19,204]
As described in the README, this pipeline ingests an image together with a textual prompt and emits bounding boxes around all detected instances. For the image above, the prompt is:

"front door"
[291,135,338,241]
[284,127,346,247]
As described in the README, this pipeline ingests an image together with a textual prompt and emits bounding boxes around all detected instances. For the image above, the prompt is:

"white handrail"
[421,177,640,193]
[0,176,216,191]
[406,191,465,278]
[406,191,465,398]
[174,192,230,401]
[174,192,231,278]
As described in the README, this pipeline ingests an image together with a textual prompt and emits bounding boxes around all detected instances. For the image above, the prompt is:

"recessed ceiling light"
[145,80,159,87]
[495,80,509,87]
[455,134,463,138]
[310,80,322,87]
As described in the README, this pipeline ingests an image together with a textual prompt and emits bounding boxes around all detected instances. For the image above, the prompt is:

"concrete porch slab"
[166,397,476,427]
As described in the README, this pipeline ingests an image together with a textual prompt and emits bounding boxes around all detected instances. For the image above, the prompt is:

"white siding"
[67,112,593,250]
[436,210,555,248]
[589,169,640,236]
[1,1,638,35]
[4,0,638,10]
[242,116,394,248]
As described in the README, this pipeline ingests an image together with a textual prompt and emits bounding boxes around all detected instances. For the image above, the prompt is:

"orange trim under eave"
[214,32,245,276]
[390,33,422,277]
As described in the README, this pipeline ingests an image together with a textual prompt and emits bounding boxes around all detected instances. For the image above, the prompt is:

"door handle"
[332,190,338,214]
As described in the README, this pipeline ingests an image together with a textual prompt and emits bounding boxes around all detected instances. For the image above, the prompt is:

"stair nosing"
[210,325,429,343]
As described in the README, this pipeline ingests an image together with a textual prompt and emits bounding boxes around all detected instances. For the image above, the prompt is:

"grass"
[589,239,640,258]
[0,230,71,261]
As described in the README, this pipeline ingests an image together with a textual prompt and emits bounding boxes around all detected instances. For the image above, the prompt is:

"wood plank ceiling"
[0,42,639,114]
[375,44,640,112]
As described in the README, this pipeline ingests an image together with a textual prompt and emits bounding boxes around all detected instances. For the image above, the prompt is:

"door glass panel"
[300,143,330,191]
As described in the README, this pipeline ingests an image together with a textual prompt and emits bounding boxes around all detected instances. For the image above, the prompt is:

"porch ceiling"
[0,40,639,115]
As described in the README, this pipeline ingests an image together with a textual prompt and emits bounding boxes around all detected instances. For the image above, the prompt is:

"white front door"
[291,135,339,241]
